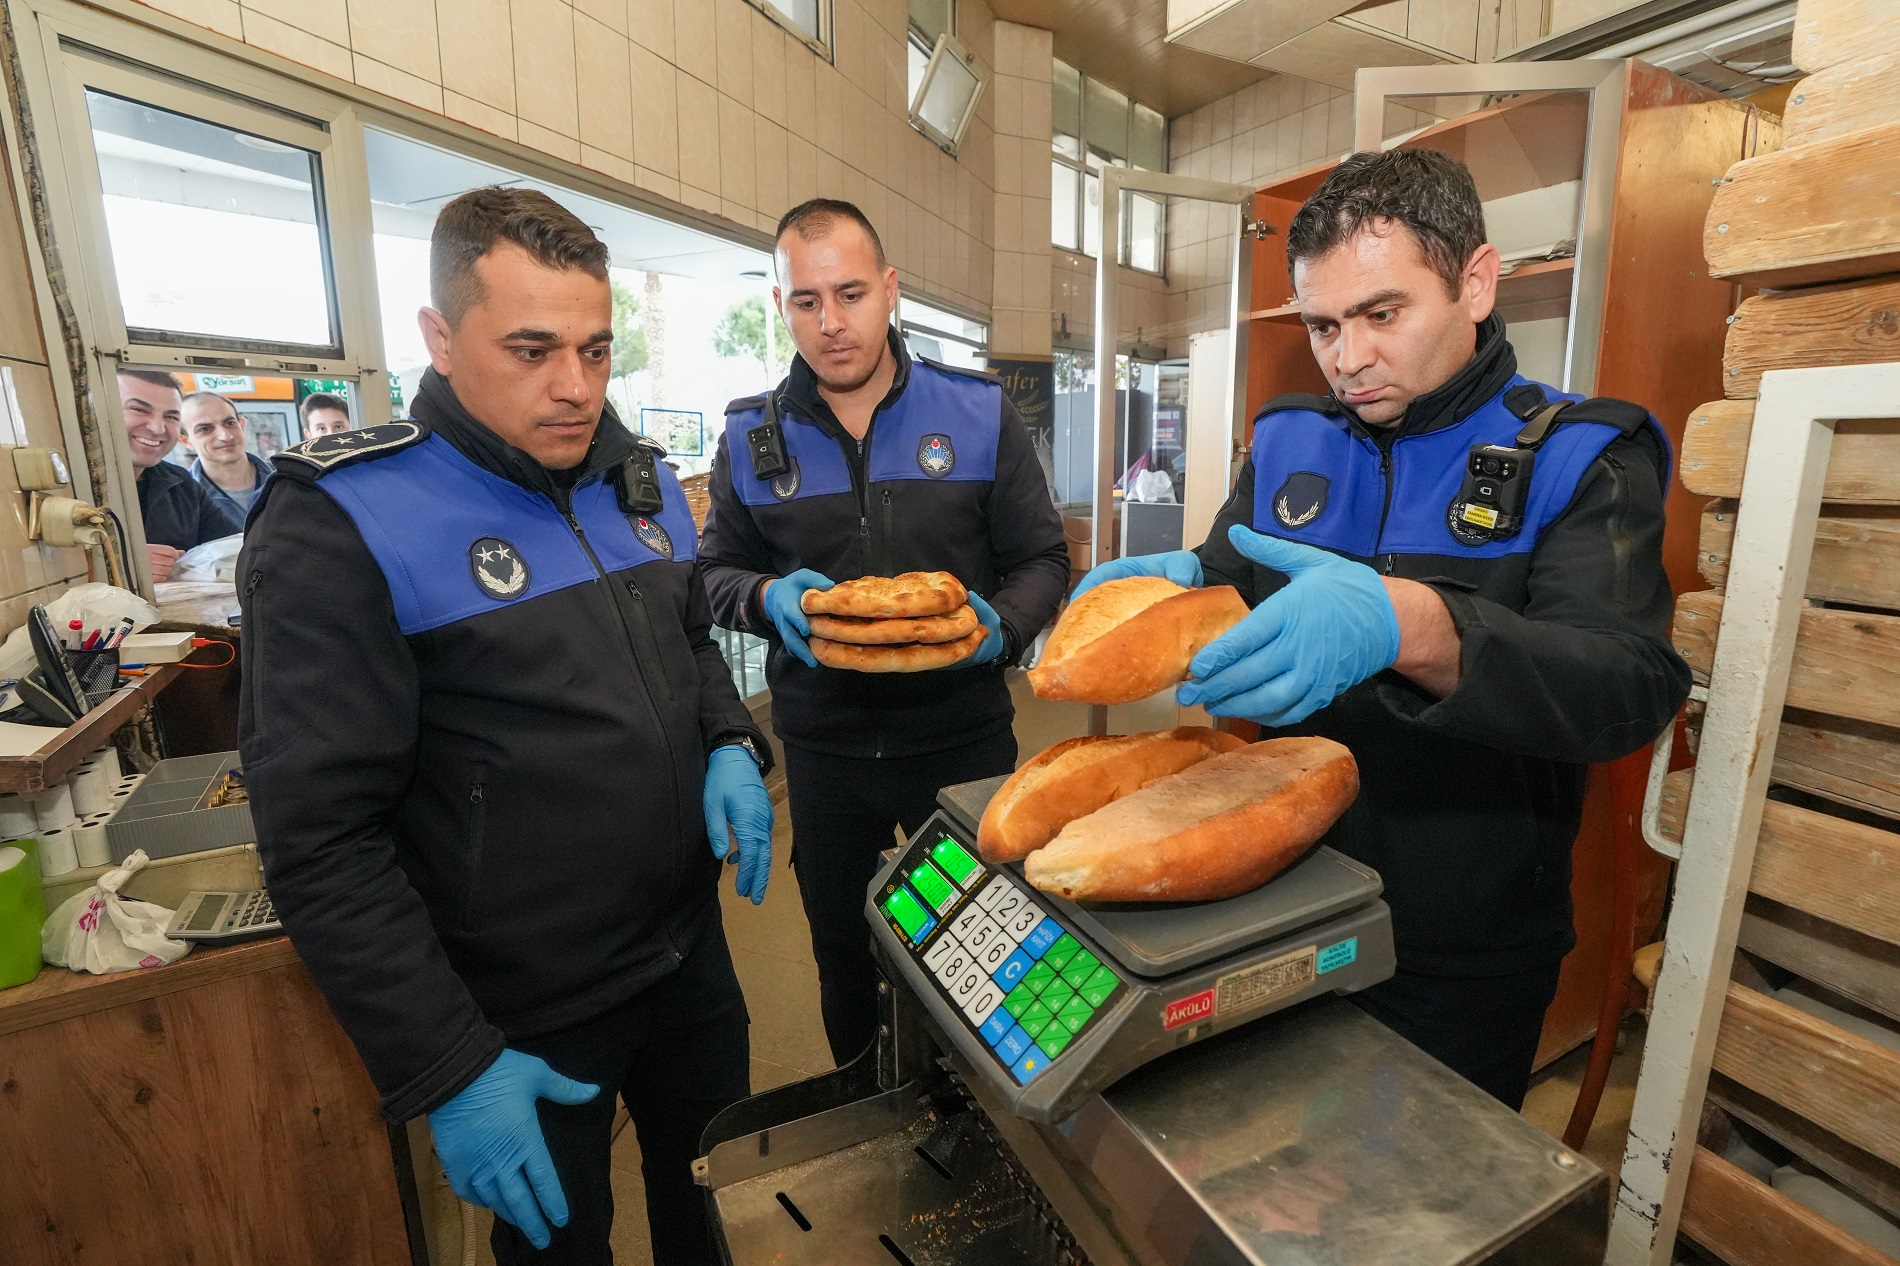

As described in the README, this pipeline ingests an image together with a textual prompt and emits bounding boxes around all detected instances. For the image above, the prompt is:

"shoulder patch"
[1503,382,1548,420]
[917,355,1001,384]
[1255,392,1343,421]
[724,392,770,416]
[1557,397,1652,436]
[274,421,427,476]
[631,432,667,456]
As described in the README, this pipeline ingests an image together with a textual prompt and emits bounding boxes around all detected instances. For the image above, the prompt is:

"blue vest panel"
[724,361,1001,507]
[1249,378,1638,561]
[320,434,697,635]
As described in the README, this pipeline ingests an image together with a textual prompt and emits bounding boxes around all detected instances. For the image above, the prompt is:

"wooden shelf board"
[1248,258,1575,329]
[0,664,183,794]
[0,934,295,1036]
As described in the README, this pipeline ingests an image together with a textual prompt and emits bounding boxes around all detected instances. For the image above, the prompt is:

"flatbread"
[808,604,978,645]
[809,627,987,672]
[802,571,968,619]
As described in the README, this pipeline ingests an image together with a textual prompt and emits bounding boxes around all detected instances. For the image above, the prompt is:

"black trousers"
[1348,960,1564,1110]
[784,730,1018,1065]
[489,919,751,1266]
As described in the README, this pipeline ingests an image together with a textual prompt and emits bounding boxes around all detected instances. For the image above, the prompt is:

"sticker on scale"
[1216,945,1318,1018]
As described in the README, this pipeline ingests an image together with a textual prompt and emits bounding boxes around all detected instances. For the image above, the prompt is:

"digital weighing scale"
[865,774,1396,1123]
[697,775,1609,1266]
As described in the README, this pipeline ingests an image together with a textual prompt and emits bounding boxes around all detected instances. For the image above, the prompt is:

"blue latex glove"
[1071,550,1203,599]
[427,1049,600,1250]
[961,592,1006,666]
[705,744,773,904]
[761,569,835,668]
[1177,526,1401,726]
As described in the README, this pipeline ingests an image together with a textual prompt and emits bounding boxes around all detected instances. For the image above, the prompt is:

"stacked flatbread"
[802,572,986,671]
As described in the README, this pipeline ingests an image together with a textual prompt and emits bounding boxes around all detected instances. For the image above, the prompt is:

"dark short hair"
[182,390,239,417]
[775,198,887,271]
[430,187,609,324]
[299,392,349,422]
[117,368,182,395]
[1286,149,1486,298]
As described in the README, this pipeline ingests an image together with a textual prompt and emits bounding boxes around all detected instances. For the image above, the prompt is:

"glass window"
[1083,171,1102,259]
[84,90,337,352]
[1127,193,1163,273]
[908,0,952,45]
[750,0,826,50]
[1052,60,1082,160]
[1132,104,1167,172]
[913,42,982,149]
[908,33,931,108]
[1051,162,1080,252]
[1084,78,1130,165]
[900,295,986,371]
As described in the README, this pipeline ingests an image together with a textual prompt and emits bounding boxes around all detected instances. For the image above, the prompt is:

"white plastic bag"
[41,849,190,973]
[171,534,244,584]
[0,583,160,680]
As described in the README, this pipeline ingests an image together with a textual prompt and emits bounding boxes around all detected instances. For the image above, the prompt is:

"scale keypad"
[881,829,1122,1087]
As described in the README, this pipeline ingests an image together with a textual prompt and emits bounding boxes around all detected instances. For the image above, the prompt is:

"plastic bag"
[171,534,243,584]
[41,849,190,973]
[0,583,160,680]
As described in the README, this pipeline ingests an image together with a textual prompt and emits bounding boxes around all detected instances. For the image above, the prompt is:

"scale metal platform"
[865,775,1396,1123]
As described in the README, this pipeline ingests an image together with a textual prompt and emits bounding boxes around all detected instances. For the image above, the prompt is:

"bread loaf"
[1028,577,1249,705]
[977,727,1247,863]
[803,571,968,619]
[808,627,986,672]
[1022,737,1358,903]
[808,604,978,645]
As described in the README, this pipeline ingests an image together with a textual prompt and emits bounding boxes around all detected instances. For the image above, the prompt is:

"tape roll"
[72,813,110,868]
[0,792,38,840]
[33,784,76,831]
[70,764,111,816]
[89,746,122,781]
[36,827,76,877]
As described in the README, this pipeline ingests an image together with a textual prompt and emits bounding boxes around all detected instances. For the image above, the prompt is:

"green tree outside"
[713,297,792,376]
[611,279,649,382]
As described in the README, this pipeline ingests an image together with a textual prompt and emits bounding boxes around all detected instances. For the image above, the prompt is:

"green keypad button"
[1037,1022,1075,1057]
[1040,980,1076,1013]
[1060,950,1100,989]
[1057,996,1093,1034]
[1020,1000,1055,1036]
[1044,934,1081,971]
[1021,961,1058,995]
[1080,966,1117,1008]
[1003,983,1036,1018]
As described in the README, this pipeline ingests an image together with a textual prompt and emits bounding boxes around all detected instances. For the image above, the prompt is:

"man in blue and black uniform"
[240,188,773,1264]
[701,200,1069,1067]
[1080,149,1691,1108]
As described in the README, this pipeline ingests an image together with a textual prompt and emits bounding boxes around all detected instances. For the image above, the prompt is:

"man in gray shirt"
[182,391,273,522]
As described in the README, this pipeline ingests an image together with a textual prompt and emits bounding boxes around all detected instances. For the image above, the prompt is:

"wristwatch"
[718,733,769,774]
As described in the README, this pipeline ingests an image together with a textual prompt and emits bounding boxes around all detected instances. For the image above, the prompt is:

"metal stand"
[1607,362,1900,1264]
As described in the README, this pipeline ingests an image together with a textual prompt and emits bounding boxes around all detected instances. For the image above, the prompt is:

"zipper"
[462,779,488,931]
[1603,454,1633,604]
[879,488,894,577]
[1373,439,1398,575]
[243,569,265,733]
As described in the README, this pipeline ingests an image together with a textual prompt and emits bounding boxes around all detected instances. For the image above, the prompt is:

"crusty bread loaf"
[808,604,977,645]
[809,627,986,672]
[1028,577,1249,705]
[1023,737,1358,903]
[977,727,1247,863]
[803,571,968,619]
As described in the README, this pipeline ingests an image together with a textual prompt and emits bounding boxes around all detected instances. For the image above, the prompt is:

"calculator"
[167,889,282,942]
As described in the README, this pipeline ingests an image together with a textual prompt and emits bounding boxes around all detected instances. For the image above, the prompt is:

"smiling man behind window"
[117,369,241,581]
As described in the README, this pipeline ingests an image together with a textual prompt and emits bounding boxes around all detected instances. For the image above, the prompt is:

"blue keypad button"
[996,1024,1032,1066]
[1011,1044,1051,1085]
[1021,920,1062,959]
[993,948,1033,990]
[980,1008,1014,1047]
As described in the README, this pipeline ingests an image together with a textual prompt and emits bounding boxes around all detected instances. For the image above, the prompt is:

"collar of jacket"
[778,325,913,434]
[410,368,637,504]
[190,450,272,489]
[1345,313,1517,441]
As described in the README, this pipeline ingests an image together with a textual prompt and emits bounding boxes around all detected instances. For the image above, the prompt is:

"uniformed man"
[701,199,1069,1066]
[1079,150,1691,1108]
[240,187,773,1264]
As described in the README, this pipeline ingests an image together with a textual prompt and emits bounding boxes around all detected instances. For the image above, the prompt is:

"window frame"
[743,0,834,61]
[907,32,985,156]
[1050,59,1169,276]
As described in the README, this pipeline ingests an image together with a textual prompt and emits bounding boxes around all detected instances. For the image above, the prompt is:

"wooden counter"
[0,936,415,1265]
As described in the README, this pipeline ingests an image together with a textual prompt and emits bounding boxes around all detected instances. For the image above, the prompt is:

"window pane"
[1053,59,1081,156]
[909,0,952,45]
[85,90,336,350]
[908,34,931,108]
[1132,104,1167,172]
[1084,77,1129,165]
[900,296,986,347]
[759,0,820,39]
[917,50,980,142]
[1052,162,1079,252]
[1082,170,1101,259]
[1127,192,1163,272]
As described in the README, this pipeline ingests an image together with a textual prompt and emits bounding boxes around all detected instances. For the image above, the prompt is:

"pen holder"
[64,649,120,707]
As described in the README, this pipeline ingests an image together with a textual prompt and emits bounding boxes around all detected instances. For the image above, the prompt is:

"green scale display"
[868,775,1399,1123]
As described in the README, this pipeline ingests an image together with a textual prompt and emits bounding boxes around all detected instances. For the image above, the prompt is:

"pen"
[107,617,133,649]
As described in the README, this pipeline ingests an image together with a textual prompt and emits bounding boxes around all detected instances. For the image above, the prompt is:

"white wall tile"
[513,0,577,137]
[240,9,353,80]
[576,0,629,37]
[676,72,720,194]
[577,16,634,161]
[673,0,717,86]
[354,53,443,110]
[630,43,679,177]
[350,0,440,82]
[714,0,752,108]
[755,118,789,217]
[243,0,347,47]
[444,89,519,141]
[438,0,515,111]
[629,0,675,59]
[718,93,756,209]
[148,0,242,39]
[519,117,580,162]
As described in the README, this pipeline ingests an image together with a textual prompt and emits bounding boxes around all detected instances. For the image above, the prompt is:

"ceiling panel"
[987,0,1272,116]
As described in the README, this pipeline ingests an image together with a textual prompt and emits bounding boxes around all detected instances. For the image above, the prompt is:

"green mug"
[0,836,46,988]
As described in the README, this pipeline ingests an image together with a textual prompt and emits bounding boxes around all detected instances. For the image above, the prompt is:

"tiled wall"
[135,0,1009,325]
[987,23,1052,358]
